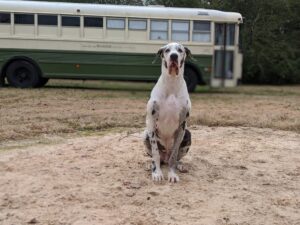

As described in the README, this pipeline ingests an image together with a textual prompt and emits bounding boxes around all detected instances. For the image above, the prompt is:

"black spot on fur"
[145,134,165,152]
[157,141,166,152]
[164,60,167,69]
[151,132,155,138]
[186,111,190,118]
[181,121,186,129]
[152,160,156,172]
[152,110,155,115]
[144,134,151,151]
[180,129,191,148]
[155,129,160,138]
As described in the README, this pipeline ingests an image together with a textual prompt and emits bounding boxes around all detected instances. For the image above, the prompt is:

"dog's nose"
[170,53,178,61]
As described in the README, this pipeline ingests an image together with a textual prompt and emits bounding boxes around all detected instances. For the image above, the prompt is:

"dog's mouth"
[168,61,179,76]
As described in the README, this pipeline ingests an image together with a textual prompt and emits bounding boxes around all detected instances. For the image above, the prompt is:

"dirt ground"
[0,127,299,225]
[0,82,300,225]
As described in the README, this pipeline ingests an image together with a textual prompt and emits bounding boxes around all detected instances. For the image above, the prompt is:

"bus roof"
[0,0,243,23]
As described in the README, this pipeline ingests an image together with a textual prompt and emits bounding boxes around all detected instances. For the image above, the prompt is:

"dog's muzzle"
[169,54,179,76]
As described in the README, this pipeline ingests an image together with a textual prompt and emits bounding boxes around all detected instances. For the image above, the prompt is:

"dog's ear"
[152,47,165,64]
[184,47,192,59]
[157,47,165,58]
[184,47,197,61]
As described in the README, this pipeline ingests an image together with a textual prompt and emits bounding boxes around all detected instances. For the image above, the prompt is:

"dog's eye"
[178,48,183,53]
[165,49,170,53]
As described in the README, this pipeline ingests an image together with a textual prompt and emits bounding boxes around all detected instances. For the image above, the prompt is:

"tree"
[145,0,204,7]
[213,0,300,84]
[31,0,144,5]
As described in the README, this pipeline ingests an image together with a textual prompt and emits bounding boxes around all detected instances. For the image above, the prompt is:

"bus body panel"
[0,48,212,83]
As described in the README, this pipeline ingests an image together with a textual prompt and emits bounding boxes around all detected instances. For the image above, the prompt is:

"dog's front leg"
[168,107,189,183]
[146,100,164,182]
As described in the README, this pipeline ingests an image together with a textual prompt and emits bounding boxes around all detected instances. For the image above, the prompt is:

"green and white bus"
[0,0,243,91]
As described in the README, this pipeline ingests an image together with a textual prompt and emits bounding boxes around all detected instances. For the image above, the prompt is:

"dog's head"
[157,43,191,77]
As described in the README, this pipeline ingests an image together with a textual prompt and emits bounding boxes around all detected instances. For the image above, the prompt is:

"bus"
[0,0,243,92]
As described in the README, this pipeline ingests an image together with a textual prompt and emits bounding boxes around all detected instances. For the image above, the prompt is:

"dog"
[143,42,192,183]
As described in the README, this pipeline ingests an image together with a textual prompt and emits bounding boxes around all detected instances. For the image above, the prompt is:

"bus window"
[0,13,10,23]
[192,21,211,42]
[227,24,235,45]
[215,23,235,46]
[172,20,189,42]
[38,15,57,26]
[15,14,34,25]
[129,19,147,30]
[150,20,168,40]
[214,50,234,79]
[84,16,103,28]
[215,24,224,45]
[62,16,80,27]
[107,18,125,29]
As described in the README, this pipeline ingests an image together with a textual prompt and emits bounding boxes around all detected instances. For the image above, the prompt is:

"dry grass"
[0,80,299,143]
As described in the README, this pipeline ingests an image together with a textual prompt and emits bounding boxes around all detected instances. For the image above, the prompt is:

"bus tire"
[184,66,198,93]
[6,60,40,88]
[36,77,49,87]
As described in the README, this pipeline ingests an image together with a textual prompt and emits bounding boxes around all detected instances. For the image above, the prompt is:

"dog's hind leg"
[168,107,189,182]
[176,129,191,173]
[146,100,164,182]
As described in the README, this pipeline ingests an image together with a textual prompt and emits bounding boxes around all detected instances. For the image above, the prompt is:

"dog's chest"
[157,94,182,138]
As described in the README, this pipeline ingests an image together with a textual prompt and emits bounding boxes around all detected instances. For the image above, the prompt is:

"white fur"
[146,43,191,183]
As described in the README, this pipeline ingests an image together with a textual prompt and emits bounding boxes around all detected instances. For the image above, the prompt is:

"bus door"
[211,23,242,87]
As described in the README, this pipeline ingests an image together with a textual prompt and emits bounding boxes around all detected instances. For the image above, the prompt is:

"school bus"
[0,0,243,91]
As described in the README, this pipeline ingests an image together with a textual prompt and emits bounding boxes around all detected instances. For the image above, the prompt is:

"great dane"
[144,42,192,183]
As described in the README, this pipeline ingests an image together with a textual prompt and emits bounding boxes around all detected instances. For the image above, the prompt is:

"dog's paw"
[168,170,180,183]
[152,170,164,182]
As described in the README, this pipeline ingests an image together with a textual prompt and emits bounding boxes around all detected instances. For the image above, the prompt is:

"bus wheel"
[184,67,198,93]
[6,60,40,88]
[36,77,49,88]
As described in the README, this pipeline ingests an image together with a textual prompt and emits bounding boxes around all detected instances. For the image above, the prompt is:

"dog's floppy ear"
[184,47,196,61]
[152,46,165,64]
[184,47,192,59]
[157,47,165,58]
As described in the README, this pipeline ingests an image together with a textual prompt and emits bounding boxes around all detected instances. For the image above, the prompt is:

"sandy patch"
[0,126,299,225]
